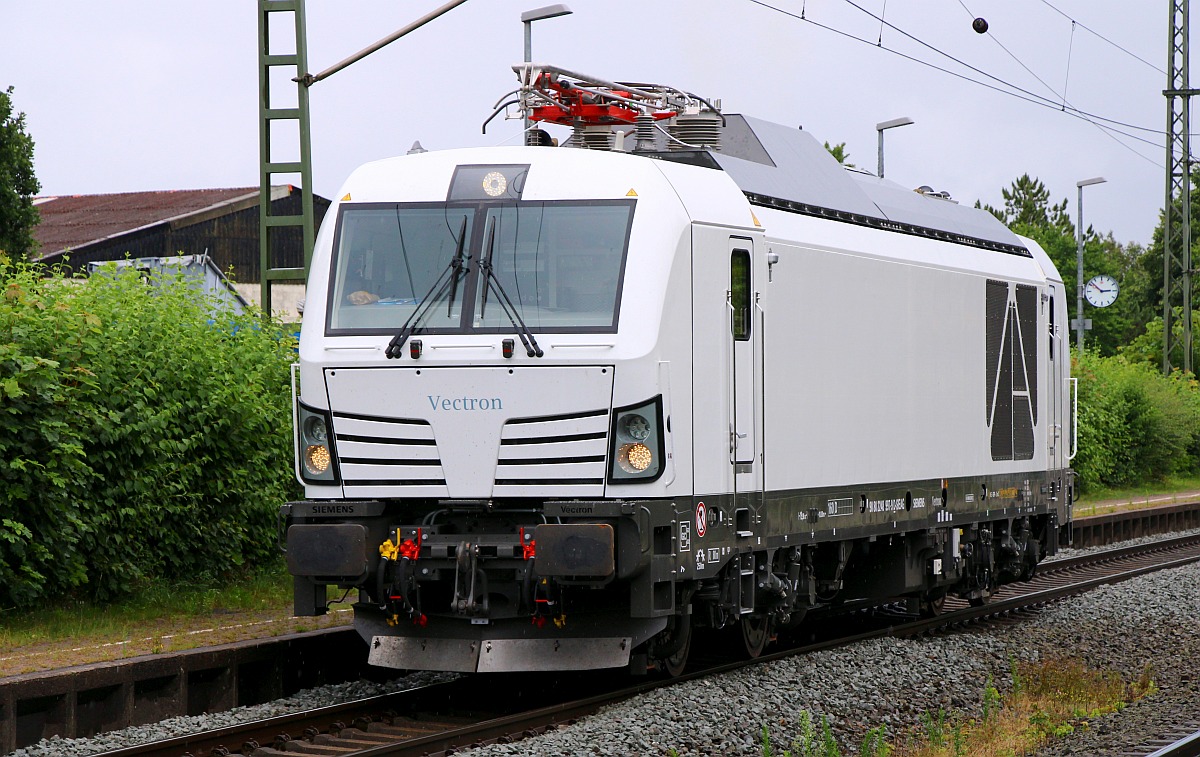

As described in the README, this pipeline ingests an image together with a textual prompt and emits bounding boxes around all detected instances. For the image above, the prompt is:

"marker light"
[618,442,653,473]
[305,444,331,475]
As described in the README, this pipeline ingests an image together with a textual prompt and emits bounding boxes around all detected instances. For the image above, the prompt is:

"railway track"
[9,500,1195,754]
[91,530,1200,757]
[1134,728,1200,757]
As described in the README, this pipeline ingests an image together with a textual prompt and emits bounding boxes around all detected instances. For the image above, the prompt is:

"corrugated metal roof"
[32,187,278,260]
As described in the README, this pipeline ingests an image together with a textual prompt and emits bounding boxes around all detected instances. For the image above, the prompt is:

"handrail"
[1067,377,1079,462]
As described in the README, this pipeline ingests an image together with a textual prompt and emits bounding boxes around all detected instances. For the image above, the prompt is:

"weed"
[819,714,841,757]
[982,673,1002,722]
[859,725,891,757]
[951,721,966,756]
[790,710,817,757]
[1009,653,1023,697]
[920,708,947,746]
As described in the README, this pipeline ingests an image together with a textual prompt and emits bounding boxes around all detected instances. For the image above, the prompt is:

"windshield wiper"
[478,217,544,358]
[384,216,469,360]
[446,215,468,317]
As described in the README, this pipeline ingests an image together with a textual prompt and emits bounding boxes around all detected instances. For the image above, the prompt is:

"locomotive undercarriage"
[284,492,1063,674]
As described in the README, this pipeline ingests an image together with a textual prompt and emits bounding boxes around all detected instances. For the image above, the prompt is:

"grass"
[743,656,1157,757]
[1074,475,1200,516]
[896,658,1156,757]
[0,559,298,651]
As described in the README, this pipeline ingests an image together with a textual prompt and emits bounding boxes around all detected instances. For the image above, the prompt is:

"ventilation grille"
[494,408,609,493]
[985,280,1037,461]
[332,411,448,496]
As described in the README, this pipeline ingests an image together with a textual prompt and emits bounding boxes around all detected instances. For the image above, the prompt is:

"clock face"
[1084,274,1119,308]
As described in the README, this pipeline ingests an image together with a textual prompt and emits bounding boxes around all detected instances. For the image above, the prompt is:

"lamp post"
[875,117,914,179]
[1075,176,1107,358]
[521,4,572,138]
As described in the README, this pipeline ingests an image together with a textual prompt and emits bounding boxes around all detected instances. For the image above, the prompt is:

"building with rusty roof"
[33,186,330,286]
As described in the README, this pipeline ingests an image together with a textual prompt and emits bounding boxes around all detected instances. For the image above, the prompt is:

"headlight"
[303,415,328,444]
[608,396,665,483]
[618,413,651,442]
[297,403,340,484]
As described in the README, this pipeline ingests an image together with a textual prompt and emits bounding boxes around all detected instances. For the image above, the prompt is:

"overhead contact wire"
[743,0,1163,168]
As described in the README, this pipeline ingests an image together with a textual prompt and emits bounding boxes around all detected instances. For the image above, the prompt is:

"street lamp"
[522,4,572,139]
[875,117,914,179]
[1075,176,1106,358]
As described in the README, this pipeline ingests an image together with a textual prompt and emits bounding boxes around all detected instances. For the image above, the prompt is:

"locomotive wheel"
[660,616,692,677]
[739,612,773,659]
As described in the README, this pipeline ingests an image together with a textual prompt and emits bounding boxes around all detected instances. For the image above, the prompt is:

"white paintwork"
[298,141,1068,502]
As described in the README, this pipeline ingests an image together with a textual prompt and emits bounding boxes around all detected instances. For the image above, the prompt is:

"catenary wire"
[955,0,1075,112]
[1036,0,1165,75]
[840,0,1161,136]
[950,0,1159,169]
[743,0,1164,169]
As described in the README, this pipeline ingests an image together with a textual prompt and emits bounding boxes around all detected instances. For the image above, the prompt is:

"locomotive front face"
[285,149,703,673]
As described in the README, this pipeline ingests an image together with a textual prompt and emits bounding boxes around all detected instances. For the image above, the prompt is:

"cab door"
[728,237,764,501]
[1047,286,1064,470]
[729,241,755,467]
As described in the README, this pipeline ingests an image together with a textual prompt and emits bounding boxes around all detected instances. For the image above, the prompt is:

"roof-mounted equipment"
[486,64,723,152]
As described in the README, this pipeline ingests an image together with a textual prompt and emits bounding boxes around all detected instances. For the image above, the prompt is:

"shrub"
[1072,351,1200,491]
[0,257,299,608]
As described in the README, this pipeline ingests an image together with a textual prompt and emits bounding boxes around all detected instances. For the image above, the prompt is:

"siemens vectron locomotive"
[282,65,1073,675]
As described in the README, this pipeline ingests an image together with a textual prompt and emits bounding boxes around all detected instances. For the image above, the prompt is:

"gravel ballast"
[8,532,1199,757]
[457,558,1200,757]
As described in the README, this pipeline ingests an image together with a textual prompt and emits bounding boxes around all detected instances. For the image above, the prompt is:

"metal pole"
[1164,0,1196,374]
[297,0,470,86]
[1075,177,1106,359]
[520,5,572,140]
[1076,185,1085,359]
[523,23,532,134]
[877,129,884,178]
[875,117,913,179]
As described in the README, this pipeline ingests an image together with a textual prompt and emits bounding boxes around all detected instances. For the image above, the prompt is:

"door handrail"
[1067,377,1078,462]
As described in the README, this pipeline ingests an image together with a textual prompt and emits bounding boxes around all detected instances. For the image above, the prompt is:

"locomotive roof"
[651,114,1028,256]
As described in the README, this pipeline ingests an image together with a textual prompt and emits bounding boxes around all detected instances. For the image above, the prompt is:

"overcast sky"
[0,0,1172,247]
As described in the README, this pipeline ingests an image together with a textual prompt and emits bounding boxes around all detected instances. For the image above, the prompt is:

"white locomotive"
[283,66,1073,674]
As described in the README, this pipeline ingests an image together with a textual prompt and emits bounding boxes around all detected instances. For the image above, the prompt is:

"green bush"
[1073,351,1200,492]
[0,257,299,608]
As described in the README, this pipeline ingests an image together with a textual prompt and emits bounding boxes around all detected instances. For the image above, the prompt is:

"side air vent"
[494,408,609,494]
[985,280,1038,461]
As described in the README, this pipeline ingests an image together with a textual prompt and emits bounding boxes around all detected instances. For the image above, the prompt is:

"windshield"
[327,200,634,334]
[328,205,473,332]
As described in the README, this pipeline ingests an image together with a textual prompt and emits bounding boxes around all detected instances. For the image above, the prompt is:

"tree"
[978,174,1141,356]
[823,141,853,167]
[0,86,41,260]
